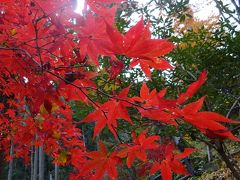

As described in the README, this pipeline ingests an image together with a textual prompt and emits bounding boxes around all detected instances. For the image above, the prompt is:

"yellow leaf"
[10,29,17,36]
[57,151,69,164]
[39,104,48,115]
[34,114,44,129]
[39,103,59,115]
[51,103,59,113]
[52,130,61,140]
[191,64,197,69]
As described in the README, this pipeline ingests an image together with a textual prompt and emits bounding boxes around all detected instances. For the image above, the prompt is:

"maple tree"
[0,0,240,179]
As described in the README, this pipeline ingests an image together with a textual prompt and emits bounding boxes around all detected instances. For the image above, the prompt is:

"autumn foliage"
[0,0,239,179]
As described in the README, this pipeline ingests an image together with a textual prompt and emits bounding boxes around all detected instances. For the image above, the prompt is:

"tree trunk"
[33,146,38,180]
[31,148,34,180]
[54,164,59,180]
[7,142,14,180]
[39,146,44,180]
[24,166,27,180]
[207,145,212,162]
[0,150,5,180]
[49,172,53,180]
[216,142,240,180]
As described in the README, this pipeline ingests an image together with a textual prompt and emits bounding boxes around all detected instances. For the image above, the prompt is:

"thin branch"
[194,136,217,151]
[46,70,99,108]
[33,19,44,70]
[0,46,153,112]
[231,0,240,21]
[226,96,240,118]
[214,0,240,24]
[111,125,124,144]
[42,49,62,59]
[180,64,197,80]
[46,70,153,110]
[15,33,65,48]
[54,65,89,69]
[215,141,240,179]
[231,0,239,10]
[0,46,41,66]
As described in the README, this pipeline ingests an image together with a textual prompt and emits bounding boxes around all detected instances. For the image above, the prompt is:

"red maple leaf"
[108,58,124,79]
[132,83,177,125]
[106,19,174,57]
[77,13,112,65]
[178,70,207,104]
[117,129,160,168]
[5,109,16,119]
[129,58,173,79]
[80,142,121,180]
[132,82,159,108]
[81,108,109,138]
[86,0,122,24]
[82,87,132,138]
[105,19,174,78]
[175,96,240,141]
[149,142,196,180]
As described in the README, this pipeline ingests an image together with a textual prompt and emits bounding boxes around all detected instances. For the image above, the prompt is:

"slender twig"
[33,19,44,70]
[54,65,88,69]
[111,125,124,144]
[230,0,240,21]
[46,70,99,108]
[226,96,240,118]
[216,141,240,179]
[15,33,65,48]
[0,46,153,112]
[193,135,217,151]
[39,40,55,48]
[180,64,197,80]
[0,47,40,66]
[214,0,240,24]
[46,70,153,110]
[42,49,62,59]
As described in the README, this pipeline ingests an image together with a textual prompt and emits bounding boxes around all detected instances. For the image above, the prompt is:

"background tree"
[117,0,240,178]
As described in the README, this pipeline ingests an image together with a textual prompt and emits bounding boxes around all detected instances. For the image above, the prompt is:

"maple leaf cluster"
[0,0,239,179]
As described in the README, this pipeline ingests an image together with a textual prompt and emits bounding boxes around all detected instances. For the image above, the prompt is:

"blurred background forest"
[114,0,240,179]
[1,0,240,179]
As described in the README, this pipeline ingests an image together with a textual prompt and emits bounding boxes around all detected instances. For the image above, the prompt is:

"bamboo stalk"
[54,164,59,180]
[39,146,44,180]
[7,142,14,180]
[33,146,38,180]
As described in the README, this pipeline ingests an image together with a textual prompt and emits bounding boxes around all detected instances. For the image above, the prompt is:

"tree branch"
[46,70,154,110]
[226,96,240,118]
[0,46,41,66]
